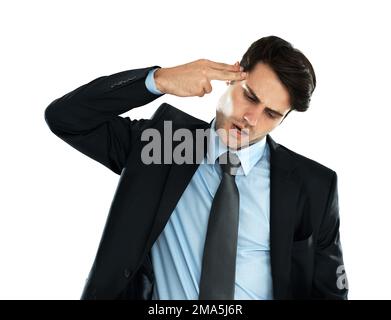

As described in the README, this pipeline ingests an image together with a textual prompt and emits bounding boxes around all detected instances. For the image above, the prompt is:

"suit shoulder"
[277,142,336,181]
[150,103,209,128]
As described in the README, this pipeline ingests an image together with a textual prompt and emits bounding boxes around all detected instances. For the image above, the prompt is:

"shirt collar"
[206,118,267,176]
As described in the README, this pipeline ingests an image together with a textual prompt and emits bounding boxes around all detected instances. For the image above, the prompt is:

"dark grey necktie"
[199,151,241,300]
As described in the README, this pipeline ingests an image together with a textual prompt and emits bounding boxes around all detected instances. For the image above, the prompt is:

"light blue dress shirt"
[144,68,273,300]
[145,67,164,95]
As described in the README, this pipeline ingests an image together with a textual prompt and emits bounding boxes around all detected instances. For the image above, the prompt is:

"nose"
[243,114,258,127]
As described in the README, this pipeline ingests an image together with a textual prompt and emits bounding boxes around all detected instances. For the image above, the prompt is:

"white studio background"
[0,0,390,300]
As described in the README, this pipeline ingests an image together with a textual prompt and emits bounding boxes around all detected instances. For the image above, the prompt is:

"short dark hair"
[240,35,316,112]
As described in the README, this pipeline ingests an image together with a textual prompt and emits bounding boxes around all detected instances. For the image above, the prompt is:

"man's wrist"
[154,68,167,94]
[145,67,164,95]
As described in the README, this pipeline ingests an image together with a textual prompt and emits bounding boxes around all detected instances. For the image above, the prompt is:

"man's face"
[215,62,291,149]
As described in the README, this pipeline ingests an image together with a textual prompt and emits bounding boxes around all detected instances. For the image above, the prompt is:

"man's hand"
[154,59,246,97]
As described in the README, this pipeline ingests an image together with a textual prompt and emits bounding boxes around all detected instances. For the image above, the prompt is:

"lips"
[232,123,242,130]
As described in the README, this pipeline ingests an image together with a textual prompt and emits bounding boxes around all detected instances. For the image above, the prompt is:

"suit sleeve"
[312,172,349,299]
[44,65,164,175]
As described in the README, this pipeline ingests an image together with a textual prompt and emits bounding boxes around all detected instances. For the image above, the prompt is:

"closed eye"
[243,91,257,103]
[265,109,276,119]
[243,90,281,119]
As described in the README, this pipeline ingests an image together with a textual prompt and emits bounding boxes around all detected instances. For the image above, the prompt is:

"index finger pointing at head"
[207,60,240,72]
[207,68,247,81]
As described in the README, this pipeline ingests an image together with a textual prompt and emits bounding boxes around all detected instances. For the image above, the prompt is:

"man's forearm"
[44,65,162,135]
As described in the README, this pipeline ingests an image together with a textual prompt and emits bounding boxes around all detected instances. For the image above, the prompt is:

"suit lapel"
[267,135,301,299]
[144,120,211,253]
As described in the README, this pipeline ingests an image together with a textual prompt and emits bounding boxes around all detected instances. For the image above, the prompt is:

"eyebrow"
[243,83,285,117]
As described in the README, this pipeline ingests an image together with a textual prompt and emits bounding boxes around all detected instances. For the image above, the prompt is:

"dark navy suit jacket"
[44,65,348,300]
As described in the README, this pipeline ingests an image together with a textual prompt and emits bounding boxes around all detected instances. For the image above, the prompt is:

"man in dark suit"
[44,36,348,300]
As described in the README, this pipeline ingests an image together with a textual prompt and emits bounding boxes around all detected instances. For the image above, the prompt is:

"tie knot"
[217,151,241,176]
